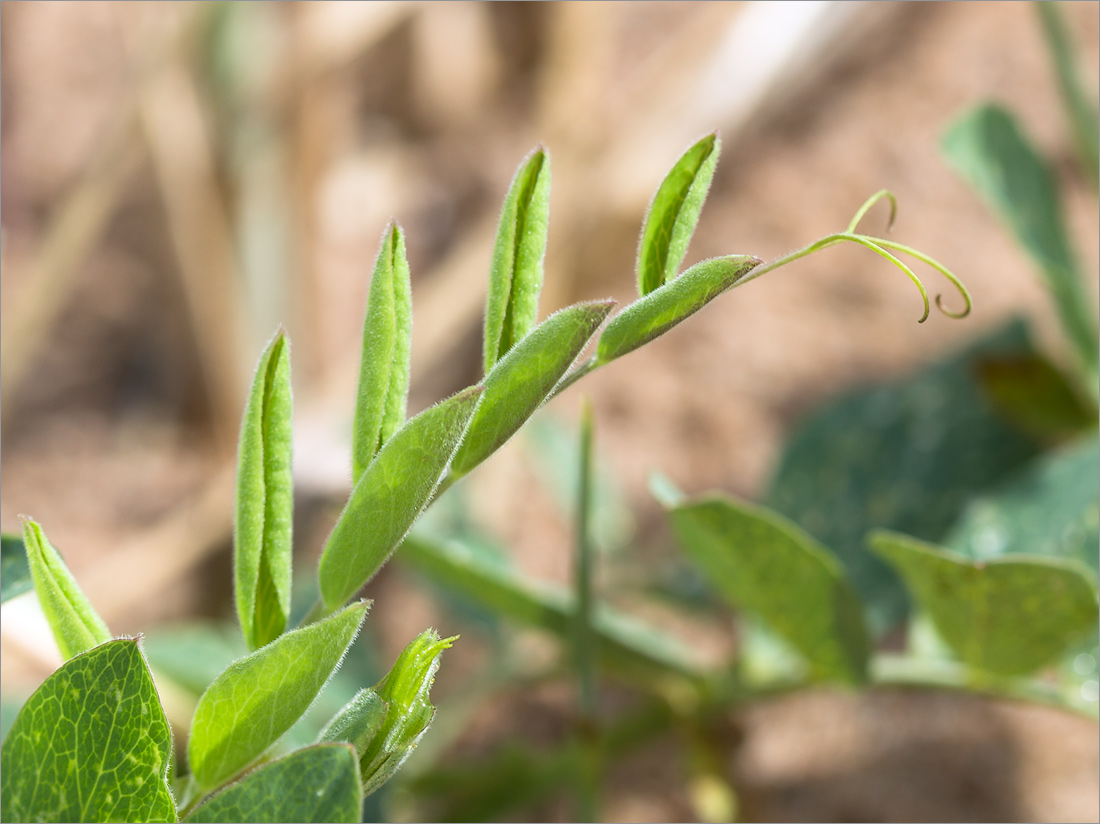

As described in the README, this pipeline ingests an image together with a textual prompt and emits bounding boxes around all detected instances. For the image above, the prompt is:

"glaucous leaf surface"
[353,222,412,483]
[188,601,369,791]
[596,255,760,365]
[1,532,31,603]
[870,531,1099,676]
[1,639,176,823]
[450,301,614,478]
[320,387,482,610]
[942,104,1098,376]
[765,319,1044,633]
[484,147,551,373]
[21,517,110,660]
[637,133,720,296]
[184,744,362,824]
[235,329,294,651]
[668,495,869,684]
[400,535,699,682]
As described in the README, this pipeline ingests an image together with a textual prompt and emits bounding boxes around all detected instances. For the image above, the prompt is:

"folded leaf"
[1,533,31,603]
[484,147,551,374]
[188,600,369,791]
[354,630,454,796]
[320,387,482,610]
[637,133,720,296]
[597,255,760,365]
[399,535,700,683]
[184,744,362,824]
[21,517,110,660]
[869,531,1099,676]
[942,104,1098,377]
[1,639,175,823]
[353,222,413,483]
[319,689,388,753]
[668,495,869,684]
[235,329,294,651]
[451,301,614,478]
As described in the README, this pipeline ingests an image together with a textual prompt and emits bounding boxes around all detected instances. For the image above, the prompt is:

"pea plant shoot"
[2,131,981,823]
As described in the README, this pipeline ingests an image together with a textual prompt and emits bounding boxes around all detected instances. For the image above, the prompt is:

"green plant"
[1,132,972,823]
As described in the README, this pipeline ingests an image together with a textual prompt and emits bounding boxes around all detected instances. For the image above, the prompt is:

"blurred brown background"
[1,2,1097,821]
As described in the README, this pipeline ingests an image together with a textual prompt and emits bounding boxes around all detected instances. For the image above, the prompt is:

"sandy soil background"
[2,3,1097,821]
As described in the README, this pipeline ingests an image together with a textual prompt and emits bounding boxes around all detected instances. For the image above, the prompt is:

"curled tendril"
[739,192,972,323]
[846,189,897,235]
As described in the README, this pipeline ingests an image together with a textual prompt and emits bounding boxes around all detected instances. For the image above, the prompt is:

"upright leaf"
[319,388,482,611]
[596,255,761,365]
[869,531,1099,676]
[319,689,389,753]
[668,495,869,684]
[21,517,110,660]
[235,329,294,651]
[637,133,720,296]
[942,104,1098,377]
[184,744,362,824]
[1,533,31,603]
[353,222,413,483]
[451,301,614,478]
[353,630,454,797]
[188,600,369,791]
[484,147,551,374]
[1,639,176,823]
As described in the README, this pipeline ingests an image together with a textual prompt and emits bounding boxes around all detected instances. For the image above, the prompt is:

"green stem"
[575,398,598,720]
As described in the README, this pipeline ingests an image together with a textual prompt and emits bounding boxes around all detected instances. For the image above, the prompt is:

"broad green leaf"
[353,222,413,483]
[319,387,483,610]
[1035,1,1099,182]
[353,630,453,796]
[184,744,362,823]
[976,353,1097,443]
[235,329,294,651]
[765,319,1044,633]
[946,435,1099,574]
[942,104,1098,377]
[1,639,176,823]
[21,517,110,660]
[869,531,1099,676]
[668,495,869,684]
[1,532,31,603]
[637,133,720,296]
[188,600,368,791]
[450,301,614,478]
[596,255,761,365]
[484,147,551,374]
[399,534,700,683]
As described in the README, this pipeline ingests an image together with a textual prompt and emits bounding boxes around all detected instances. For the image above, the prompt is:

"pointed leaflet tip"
[484,147,552,374]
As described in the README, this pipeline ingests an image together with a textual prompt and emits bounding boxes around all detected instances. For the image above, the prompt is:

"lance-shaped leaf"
[20,517,110,660]
[184,744,362,823]
[667,495,869,684]
[484,147,551,374]
[235,329,294,651]
[597,255,761,366]
[320,388,483,611]
[350,630,454,797]
[637,133,720,296]
[942,104,1098,377]
[451,301,614,478]
[1,639,175,823]
[188,600,369,791]
[1,532,32,603]
[869,531,1099,676]
[353,222,413,483]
